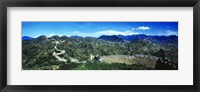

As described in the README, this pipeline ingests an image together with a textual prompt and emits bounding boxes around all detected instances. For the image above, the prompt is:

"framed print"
[0,0,200,92]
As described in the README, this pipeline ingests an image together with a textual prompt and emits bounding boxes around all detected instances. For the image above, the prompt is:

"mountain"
[22,36,33,40]
[118,34,147,41]
[98,35,124,42]
[70,35,82,38]
[150,35,178,44]
[22,34,178,70]
[49,35,60,40]
[117,34,178,44]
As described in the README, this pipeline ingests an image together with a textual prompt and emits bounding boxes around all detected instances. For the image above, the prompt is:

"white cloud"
[71,31,92,37]
[70,30,138,37]
[49,33,57,37]
[96,30,138,36]
[136,26,150,30]
[165,30,178,36]
[49,33,63,37]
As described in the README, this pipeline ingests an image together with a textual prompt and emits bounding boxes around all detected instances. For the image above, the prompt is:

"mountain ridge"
[22,36,33,40]
[23,34,177,42]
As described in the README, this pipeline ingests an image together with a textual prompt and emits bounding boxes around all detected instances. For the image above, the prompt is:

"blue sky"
[22,22,178,38]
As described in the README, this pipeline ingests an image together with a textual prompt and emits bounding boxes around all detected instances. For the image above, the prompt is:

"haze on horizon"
[22,22,178,38]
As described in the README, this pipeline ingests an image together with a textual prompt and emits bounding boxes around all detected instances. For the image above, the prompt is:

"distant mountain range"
[70,35,82,38]
[22,36,33,40]
[98,35,124,42]
[22,34,178,44]
[98,34,178,44]
[117,34,178,44]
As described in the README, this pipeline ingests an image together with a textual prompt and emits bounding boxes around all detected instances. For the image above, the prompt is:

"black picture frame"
[0,0,200,92]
